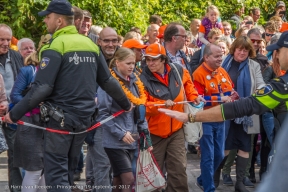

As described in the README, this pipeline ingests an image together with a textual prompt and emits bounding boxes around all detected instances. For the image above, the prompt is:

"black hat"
[266,31,288,51]
[38,0,73,17]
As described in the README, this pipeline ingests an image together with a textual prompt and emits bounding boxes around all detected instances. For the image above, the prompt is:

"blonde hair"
[269,16,283,22]
[207,28,222,39]
[265,21,278,32]
[24,52,39,66]
[123,31,140,42]
[109,47,135,69]
[206,5,220,17]
[214,39,229,55]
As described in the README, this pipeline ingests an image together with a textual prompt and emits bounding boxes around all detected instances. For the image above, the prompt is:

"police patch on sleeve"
[40,57,50,69]
[255,84,273,96]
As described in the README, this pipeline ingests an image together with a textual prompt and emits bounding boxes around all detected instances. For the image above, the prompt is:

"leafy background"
[0,0,286,43]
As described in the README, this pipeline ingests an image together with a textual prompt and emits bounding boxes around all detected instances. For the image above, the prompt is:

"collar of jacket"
[142,63,173,82]
[52,25,78,39]
[112,67,136,85]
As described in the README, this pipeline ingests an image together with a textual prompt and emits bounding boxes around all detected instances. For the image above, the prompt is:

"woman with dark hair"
[220,36,265,192]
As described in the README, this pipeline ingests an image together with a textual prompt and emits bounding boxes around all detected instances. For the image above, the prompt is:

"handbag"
[170,63,203,144]
[136,139,166,192]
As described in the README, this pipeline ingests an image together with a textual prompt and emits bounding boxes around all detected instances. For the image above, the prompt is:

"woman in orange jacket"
[140,43,203,191]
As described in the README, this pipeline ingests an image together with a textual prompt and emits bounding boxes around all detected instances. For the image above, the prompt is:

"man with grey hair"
[0,23,23,192]
[193,43,233,191]
[17,38,35,59]
[248,28,270,71]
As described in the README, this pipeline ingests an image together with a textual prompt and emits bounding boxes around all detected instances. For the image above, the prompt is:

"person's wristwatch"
[188,113,196,123]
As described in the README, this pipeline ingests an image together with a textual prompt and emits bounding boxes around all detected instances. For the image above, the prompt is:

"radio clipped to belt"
[40,102,65,127]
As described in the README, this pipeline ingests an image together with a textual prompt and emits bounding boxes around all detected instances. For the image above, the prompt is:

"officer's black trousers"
[43,114,89,192]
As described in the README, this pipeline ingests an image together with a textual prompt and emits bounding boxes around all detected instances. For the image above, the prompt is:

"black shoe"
[235,181,249,192]
[222,173,234,186]
[195,182,204,191]
[243,177,254,188]
[188,144,198,154]
[249,168,256,183]
[74,172,81,181]
[84,179,94,192]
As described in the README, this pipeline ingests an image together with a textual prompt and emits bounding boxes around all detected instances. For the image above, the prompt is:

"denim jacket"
[97,68,148,149]
[10,64,36,104]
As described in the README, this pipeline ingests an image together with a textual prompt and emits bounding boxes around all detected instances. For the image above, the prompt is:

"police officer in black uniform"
[4,0,132,191]
[159,31,288,192]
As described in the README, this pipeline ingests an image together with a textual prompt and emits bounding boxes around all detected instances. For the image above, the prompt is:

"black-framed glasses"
[100,38,119,44]
[174,34,187,39]
[265,33,275,37]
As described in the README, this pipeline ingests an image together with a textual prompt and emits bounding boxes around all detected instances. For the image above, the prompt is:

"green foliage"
[0,0,286,43]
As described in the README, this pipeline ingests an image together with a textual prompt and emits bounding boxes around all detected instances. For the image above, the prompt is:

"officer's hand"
[158,108,189,123]
[221,96,232,103]
[164,99,174,107]
[3,113,13,124]
[122,131,135,144]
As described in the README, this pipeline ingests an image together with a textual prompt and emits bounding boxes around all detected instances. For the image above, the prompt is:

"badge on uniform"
[206,75,211,80]
[255,84,273,96]
[40,57,50,69]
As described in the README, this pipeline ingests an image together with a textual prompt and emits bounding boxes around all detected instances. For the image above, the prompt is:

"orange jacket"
[193,62,233,109]
[140,63,198,138]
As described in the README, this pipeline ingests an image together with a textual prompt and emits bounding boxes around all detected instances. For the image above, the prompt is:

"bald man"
[190,19,201,47]
[145,24,160,45]
[97,27,119,64]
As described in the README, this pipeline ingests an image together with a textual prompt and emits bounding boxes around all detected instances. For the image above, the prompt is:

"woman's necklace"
[110,70,147,105]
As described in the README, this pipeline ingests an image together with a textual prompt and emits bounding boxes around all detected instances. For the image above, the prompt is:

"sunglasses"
[265,33,275,37]
[250,39,262,44]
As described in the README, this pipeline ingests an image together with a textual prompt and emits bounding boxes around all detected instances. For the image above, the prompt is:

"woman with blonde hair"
[11,51,46,192]
[99,47,152,192]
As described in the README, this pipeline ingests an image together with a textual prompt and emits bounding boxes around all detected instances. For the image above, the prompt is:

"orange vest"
[193,62,233,109]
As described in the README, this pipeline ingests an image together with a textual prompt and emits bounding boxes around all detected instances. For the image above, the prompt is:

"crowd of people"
[1,0,288,192]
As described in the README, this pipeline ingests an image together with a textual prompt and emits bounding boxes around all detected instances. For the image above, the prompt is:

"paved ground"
[0,150,260,192]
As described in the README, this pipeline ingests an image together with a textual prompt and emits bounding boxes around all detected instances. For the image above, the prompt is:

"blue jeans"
[262,111,275,168]
[197,122,225,192]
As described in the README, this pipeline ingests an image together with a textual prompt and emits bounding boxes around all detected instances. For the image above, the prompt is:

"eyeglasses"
[250,39,262,44]
[265,33,275,37]
[175,34,187,39]
[100,39,119,44]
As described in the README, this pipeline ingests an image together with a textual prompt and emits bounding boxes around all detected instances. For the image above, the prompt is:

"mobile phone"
[280,10,286,15]
[245,21,253,25]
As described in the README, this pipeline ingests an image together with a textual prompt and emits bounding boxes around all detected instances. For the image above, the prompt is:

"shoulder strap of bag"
[170,63,187,101]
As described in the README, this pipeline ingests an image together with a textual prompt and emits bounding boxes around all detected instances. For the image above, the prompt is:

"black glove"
[139,129,152,150]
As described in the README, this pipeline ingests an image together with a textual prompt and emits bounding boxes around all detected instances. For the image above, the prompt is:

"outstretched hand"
[158,108,189,123]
